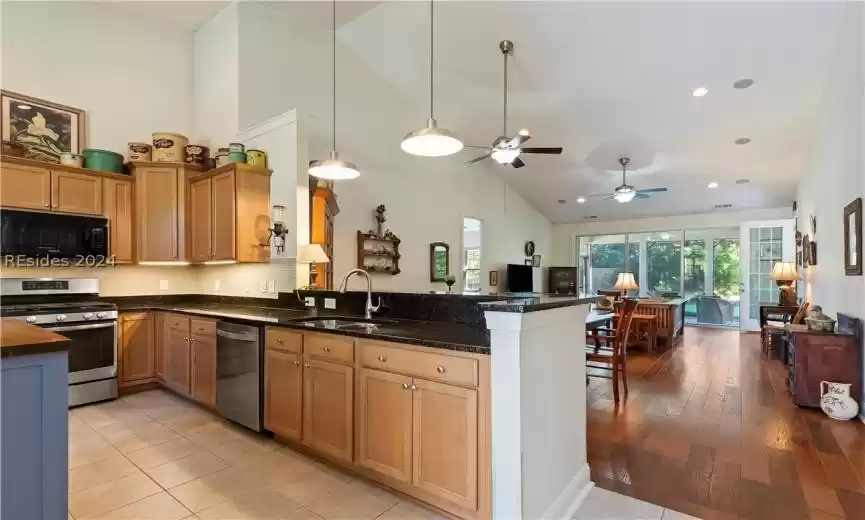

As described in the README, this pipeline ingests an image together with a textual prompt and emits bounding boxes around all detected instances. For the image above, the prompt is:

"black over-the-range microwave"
[1,209,108,260]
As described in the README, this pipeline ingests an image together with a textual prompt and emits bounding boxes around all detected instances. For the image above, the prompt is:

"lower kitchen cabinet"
[163,319,191,395]
[302,358,354,463]
[264,349,303,441]
[358,368,413,483]
[154,313,166,381]
[118,313,155,386]
[190,319,217,407]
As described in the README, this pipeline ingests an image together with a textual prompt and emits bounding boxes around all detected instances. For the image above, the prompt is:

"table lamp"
[614,272,639,298]
[298,244,330,287]
[770,261,800,306]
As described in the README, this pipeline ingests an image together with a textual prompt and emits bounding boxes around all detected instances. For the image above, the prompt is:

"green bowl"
[83,149,124,173]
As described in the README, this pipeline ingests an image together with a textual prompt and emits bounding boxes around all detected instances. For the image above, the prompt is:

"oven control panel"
[22,280,69,291]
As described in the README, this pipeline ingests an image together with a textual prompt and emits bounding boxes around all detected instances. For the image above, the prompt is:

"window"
[464,248,480,292]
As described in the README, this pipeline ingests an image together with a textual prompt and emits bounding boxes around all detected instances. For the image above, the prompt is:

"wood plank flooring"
[587,327,865,520]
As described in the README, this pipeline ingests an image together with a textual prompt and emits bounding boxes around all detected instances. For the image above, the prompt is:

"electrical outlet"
[214,280,221,291]
[324,298,336,310]
[260,281,268,293]
[304,296,315,307]
[268,280,276,293]
[159,279,168,291]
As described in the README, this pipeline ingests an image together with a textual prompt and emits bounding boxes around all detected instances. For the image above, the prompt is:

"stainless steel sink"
[299,318,398,333]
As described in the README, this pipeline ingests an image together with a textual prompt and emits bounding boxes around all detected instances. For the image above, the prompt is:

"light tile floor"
[68,389,695,520]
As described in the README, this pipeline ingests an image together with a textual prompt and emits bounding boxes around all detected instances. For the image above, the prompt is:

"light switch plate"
[268,280,276,293]
[260,281,268,293]
[159,279,168,291]
[324,298,336,309]
[214,280,221,291]
[304,296,315,307]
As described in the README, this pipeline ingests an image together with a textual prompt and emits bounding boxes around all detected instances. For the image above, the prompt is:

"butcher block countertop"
[1,318,70,358]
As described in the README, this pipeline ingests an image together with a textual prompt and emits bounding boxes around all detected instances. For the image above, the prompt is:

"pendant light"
[400,0,463,157]
[309,0,360,180]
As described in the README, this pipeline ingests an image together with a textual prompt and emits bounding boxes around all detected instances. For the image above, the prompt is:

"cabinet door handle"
[410,384,417,391]
[323,346,331,352]
[44,203,50,208]
[402,383,410,390]
[183,336,189,342]
[276,337,284,345]
[377,355,387,363]
[294,360,301,366]
[436,365,446,374]
[304,363,311,368]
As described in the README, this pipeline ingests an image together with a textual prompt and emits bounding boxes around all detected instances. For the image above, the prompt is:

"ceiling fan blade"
[635,193,650,199]
[464,154,491,167]
[586,193,613,199]
[635,187,668,193]
[521,147,563,155]
[464,145,491,150]
[512,157,526,168]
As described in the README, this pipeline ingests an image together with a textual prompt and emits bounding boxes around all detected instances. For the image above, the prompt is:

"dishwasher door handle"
[216,329,258,342]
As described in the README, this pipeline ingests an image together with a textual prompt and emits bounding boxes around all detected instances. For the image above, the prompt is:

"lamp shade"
[297,244,330,264]
[770,261,800,281]
[614,272,639,291]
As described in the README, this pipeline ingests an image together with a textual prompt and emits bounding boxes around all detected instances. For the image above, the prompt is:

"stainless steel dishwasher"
[215,321,263,431]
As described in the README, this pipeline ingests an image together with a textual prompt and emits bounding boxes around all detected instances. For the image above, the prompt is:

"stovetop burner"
[0,301,117,316]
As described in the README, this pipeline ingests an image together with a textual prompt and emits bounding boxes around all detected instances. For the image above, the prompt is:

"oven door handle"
[46,322,116,332]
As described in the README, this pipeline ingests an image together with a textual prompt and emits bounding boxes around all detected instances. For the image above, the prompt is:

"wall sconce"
[262,205,288,253]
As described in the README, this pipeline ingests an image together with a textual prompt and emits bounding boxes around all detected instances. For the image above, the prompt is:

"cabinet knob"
[402,383,410,390]
[183,336,189,342]
[304,363,311,368]
[323,346,331,352]
[410,384,418,391]
[436,365,446,374]
[44,203,50,208]
[377,355,387,363]
[294,360,301,366]
[276,338,284,345]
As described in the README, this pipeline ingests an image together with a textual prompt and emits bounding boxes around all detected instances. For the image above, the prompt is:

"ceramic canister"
[228,142,245,154]
[127,142,152,162]
[184,144,209,166]
[215,147,230,166]
[60,152,83,168]
[246,149,267,168]
[151,132,188,162]
[228,151,247,164]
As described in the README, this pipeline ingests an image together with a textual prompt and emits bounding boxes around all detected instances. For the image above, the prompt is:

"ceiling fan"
[586,157,668,203]
[464,40,563,169]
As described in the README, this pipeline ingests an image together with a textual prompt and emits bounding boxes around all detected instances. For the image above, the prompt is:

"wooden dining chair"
[585,298,639,405]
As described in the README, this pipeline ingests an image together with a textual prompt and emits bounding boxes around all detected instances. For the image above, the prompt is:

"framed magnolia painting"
[1,90,85,163]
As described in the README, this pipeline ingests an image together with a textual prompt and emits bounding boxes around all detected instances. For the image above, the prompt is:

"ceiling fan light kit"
[402,0,463,157]
[309,0,360,180]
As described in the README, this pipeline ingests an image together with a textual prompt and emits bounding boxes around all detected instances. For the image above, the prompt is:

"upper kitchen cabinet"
[0,161,51,210]
[189,163,271,263]
[51,170,102,215]
[130,162,200,262]
[103,178,134,263]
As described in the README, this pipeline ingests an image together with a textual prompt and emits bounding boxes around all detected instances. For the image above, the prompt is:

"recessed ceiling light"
[557,199,566,204]
[734,137,751,145]
[576,197,587,204]
[708,181,719,189]
[714,203,733,209]
[16,104,32,110]
[733,78,754,89]
[735,178,750,184]
[585,215,598,220]
[692,87,709,97]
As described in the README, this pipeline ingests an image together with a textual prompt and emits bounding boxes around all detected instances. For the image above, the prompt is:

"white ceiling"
[105,1,846,223]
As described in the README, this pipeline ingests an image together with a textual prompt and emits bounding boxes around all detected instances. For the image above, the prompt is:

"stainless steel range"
[1,278,118,406]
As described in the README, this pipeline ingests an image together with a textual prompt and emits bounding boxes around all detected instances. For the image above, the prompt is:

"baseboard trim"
[541,464,593,520]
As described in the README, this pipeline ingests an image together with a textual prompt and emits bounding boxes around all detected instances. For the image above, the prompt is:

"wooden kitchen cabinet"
[190,177,212,262]
[131,164,195,262]
[118,313,155,386]
[51,170,102,215]
[163,316,191,395]
[412,378,478,511]
[211,171,236,260]
[358,368,413,483]
[264,349,303,441]
[190,318,216,407]
[0,162,51,210]
[154,313,166,381]
[302,358,354,463]
[103,178,133,262]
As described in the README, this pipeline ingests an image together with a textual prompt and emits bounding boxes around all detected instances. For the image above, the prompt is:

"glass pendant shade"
[308,150,360,180]
[613,187,636,203]
[401,118,463,157]
[491,148,520,164]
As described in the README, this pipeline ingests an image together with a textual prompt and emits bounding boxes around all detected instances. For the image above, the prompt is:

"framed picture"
[489,270,498,287]
[802,234,811,267]
[532,254,541,267]
[844,197,862,275]
[1,90,85,163]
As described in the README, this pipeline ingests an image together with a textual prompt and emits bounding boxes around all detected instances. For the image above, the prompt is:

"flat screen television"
[506,264,533,293]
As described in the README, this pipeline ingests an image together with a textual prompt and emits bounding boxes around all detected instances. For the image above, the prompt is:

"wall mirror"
[844,198,862,275]
[430,242,450,282]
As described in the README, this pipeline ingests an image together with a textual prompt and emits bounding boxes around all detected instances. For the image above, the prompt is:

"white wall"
[552,207,791,265]
[192,1,239,147]
[795,3,864,367]
[1,2,193,154]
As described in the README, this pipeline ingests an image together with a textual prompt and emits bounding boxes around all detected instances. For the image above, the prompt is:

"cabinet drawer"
[167,314,190,332]
[361,342,478,388]
[191,318,216,338]
[266,327,303,354]
[303,333,354,365]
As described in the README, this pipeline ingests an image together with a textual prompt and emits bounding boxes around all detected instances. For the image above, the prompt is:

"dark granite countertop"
[478,295,602,313]
[113,301,490,354]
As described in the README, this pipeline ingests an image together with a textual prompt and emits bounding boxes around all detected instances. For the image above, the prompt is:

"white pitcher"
[820,382,860,421]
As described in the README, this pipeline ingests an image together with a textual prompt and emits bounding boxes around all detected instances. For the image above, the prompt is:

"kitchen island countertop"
[0,318,70,358]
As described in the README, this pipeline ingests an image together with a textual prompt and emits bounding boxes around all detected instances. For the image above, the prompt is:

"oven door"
[45,321,117,384]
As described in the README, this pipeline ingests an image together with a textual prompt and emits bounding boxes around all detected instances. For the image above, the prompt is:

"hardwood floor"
[587,327,865,520]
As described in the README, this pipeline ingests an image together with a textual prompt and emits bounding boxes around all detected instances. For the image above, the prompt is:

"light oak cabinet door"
[211,171,236,260]
[51,170,102,215]
[103,178,133,262]
[264,349,303,441]
[136,167,180,261]
[191,329,216,407]
[119,313,155,385]
[302,358,353,463]
[0,163,51,210]
[189,178,212,262]
[164,323,191,395]
[154,313,166,381]
[412,379,478,511]
[358,369,413,483]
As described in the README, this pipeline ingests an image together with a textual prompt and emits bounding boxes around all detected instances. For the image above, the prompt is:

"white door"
[739,219,796,331]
